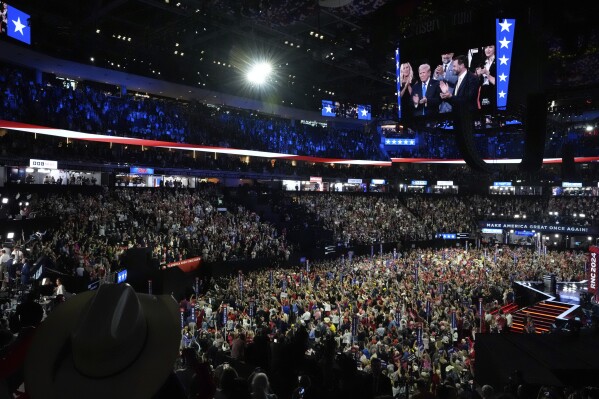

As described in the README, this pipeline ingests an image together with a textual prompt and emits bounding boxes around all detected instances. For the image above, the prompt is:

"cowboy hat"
[25,283,180,399]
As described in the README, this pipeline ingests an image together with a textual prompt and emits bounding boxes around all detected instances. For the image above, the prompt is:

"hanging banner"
[589,246,599,299]
[164,256,202,272]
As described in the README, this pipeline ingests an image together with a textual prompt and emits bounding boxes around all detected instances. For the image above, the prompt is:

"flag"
[7,5,31,45]
[351,315,359,341]
[321,100,336,117]
[496,18,516,109]
[451,311,457,330]
[395,47,402,120]
[357,104,371,120]
[417,326,423,351]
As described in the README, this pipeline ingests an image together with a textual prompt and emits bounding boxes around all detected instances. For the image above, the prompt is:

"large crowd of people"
[1,181,597,398]
[167,246,588,398]
[34,187,290,268]
[283,192,597,246]
[0,63,384,161]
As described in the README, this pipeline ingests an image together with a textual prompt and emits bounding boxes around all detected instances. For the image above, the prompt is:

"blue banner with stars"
[383,138,416,146]
[496,18,515,109]
[395,48,402,120]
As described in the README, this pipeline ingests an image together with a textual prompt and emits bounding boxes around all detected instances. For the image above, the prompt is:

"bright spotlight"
[246,62,272,85]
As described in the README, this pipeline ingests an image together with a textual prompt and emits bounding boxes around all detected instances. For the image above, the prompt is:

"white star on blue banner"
[395,47,402,120]
[321,100,336,117]
[357,104,371,120]
[7,5,31,45]
[496,18,515,109]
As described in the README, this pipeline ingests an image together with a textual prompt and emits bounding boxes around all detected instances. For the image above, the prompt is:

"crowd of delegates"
[0,63,384,160]
[292,193,429,243]
[0,186,291,294]
[548,196,599,227]
[285,192,598,246]
[171,246,588,398]
[29,187,291,268]
[404,196,475,235]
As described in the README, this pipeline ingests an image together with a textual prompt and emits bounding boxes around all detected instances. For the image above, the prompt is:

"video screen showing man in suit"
[439,55,480,113]
[411,63,441,117]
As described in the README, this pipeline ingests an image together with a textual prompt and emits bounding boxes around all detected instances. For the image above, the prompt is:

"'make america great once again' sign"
[478,221,598,235]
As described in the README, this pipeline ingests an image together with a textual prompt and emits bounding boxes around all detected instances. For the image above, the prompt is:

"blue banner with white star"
[395,48,401,120]
[496,18,515,109]
[6,5,31,45]
[357,104,371,120]
[321,100,336,117]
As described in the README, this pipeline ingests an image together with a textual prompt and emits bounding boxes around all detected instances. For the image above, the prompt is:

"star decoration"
[325,106,332,114]
[360,108,368,117]
[499,91,506,98]
[13,17,26,35]
[499,37,511,49]
[498,19,512,32]
[499,73,507,82]
[499,55,509,65]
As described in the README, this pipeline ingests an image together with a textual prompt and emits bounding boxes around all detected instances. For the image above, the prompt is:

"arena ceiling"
[11,0,597,113]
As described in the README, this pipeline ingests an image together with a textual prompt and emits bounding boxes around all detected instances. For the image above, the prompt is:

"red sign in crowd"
[163,256,202,273]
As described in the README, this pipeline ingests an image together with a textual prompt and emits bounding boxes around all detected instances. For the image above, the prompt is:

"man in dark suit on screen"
[411,63,442,117]
[439,55,480,113]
